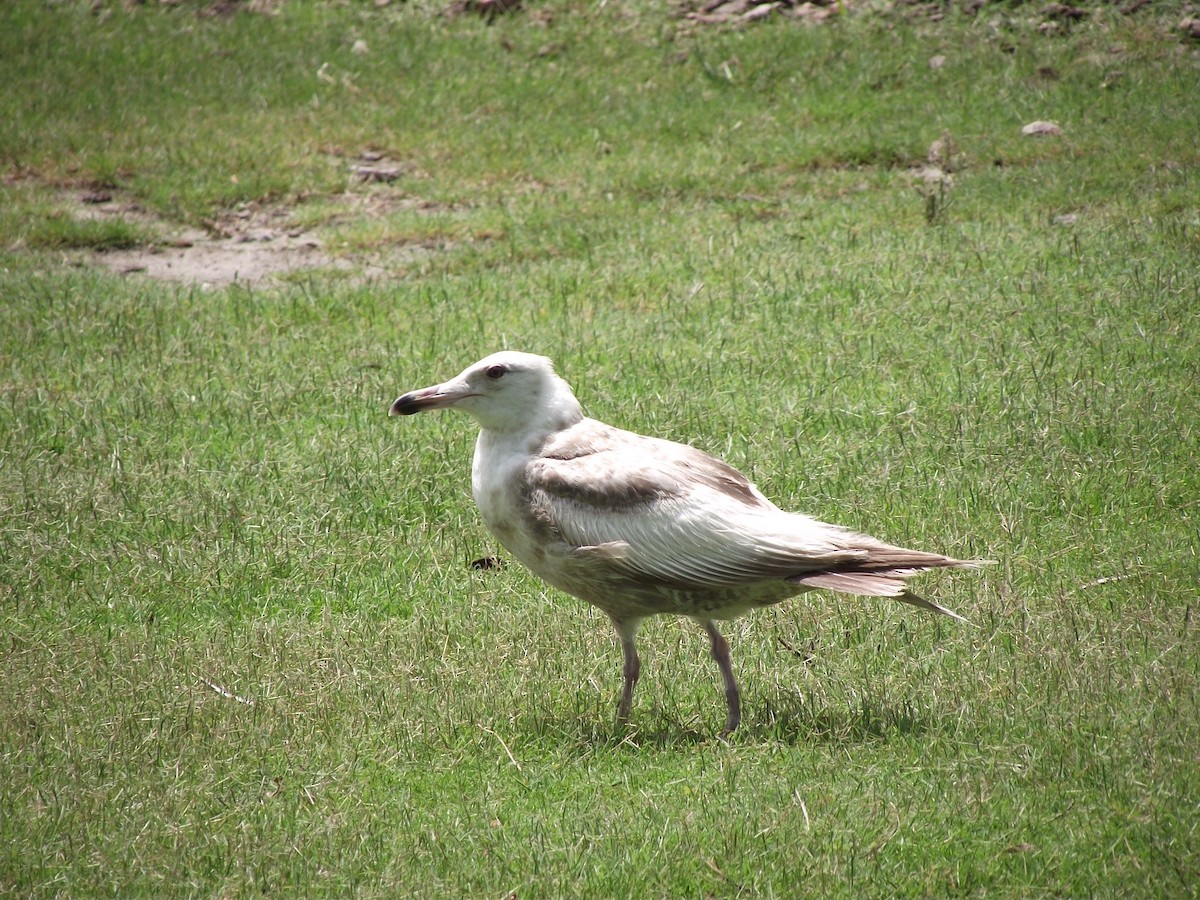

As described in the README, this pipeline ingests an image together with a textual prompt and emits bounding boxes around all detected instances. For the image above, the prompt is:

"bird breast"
[472,431,551,561]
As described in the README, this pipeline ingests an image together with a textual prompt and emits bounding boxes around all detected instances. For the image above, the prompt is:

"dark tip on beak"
[389,382,477,417]
[389,392,424,416]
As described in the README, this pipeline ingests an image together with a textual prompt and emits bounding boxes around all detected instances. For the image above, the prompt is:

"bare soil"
[73,191,396,287]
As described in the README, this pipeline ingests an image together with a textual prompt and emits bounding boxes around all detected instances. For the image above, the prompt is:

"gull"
[390,351,989,735]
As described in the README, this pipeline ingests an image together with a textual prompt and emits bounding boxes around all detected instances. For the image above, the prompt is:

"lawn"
[1,0,1198,896]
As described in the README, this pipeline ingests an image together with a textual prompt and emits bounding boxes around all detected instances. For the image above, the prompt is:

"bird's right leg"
[703,620,741,736]
[613,618,642,726]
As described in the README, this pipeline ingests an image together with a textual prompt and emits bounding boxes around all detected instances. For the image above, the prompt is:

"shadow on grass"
[520,690,945,752]
[739,692,941,746]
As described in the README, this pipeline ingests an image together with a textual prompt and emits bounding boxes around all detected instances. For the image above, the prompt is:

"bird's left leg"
[613,618,642,726]
[702,620,741,736]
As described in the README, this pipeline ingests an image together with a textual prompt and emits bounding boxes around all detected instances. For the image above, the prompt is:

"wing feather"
[528,423,863,590]
[525,419,987,601]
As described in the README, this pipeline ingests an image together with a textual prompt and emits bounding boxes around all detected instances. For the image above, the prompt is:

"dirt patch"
[99,238,356,286]
[22,153,478,286]
[70,192,396,287]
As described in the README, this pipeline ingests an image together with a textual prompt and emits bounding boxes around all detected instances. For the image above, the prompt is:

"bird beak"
[388,381,477,416]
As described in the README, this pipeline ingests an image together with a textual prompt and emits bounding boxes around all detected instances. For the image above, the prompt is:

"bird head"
[389,351,583,434]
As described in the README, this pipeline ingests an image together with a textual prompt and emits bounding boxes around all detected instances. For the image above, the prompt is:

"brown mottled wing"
[528,420,988,610]
[526,422,865,590]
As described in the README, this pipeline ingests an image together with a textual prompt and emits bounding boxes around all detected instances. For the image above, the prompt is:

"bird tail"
[787,551,993,625]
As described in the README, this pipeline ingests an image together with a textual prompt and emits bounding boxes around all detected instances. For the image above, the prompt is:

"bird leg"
[703,620,741,736]
[614,619,642,726]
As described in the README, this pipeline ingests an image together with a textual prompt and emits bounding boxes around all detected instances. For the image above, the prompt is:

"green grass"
[22,214,150,251]
[2,0,1199,896]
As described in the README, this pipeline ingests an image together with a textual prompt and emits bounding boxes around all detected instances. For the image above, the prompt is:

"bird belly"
[483,514,807,622]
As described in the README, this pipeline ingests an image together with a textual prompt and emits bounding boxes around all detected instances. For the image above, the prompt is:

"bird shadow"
[521,691,944,752]
[737,692,940,746]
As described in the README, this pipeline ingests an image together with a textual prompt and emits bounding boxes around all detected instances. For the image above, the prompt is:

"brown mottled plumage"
[390,351,990,734]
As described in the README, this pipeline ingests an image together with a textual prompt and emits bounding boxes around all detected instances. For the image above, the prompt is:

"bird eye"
[485,364,507,380]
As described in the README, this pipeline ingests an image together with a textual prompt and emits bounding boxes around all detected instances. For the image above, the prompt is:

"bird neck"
[473,383,584,437]
[474,392,581,464]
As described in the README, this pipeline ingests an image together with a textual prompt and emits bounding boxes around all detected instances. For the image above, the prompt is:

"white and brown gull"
[390,351,991,735]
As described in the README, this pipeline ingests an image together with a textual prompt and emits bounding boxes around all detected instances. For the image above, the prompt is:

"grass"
[2,0,1199,896]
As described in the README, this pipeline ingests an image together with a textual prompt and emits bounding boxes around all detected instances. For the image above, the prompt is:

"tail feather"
[893,590,973,625]
[792,571,908,597]
[787,540,992,625]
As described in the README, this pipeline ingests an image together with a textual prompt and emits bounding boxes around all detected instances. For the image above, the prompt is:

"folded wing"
[528,424,872,590]
[527,421,987,609]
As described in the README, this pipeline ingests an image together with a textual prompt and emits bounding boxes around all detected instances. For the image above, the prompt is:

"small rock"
[351,39,369,55]
[237,229,276,243]
[1022,120,1063,137]
[915,166,952,187]
[791,2,838,22]
[928,54,947,69]
[1180,17,1200,40]
[1052,213,1078,226]
[742,1,781,21]
[928,132,959,172]
[353,164,403,183]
